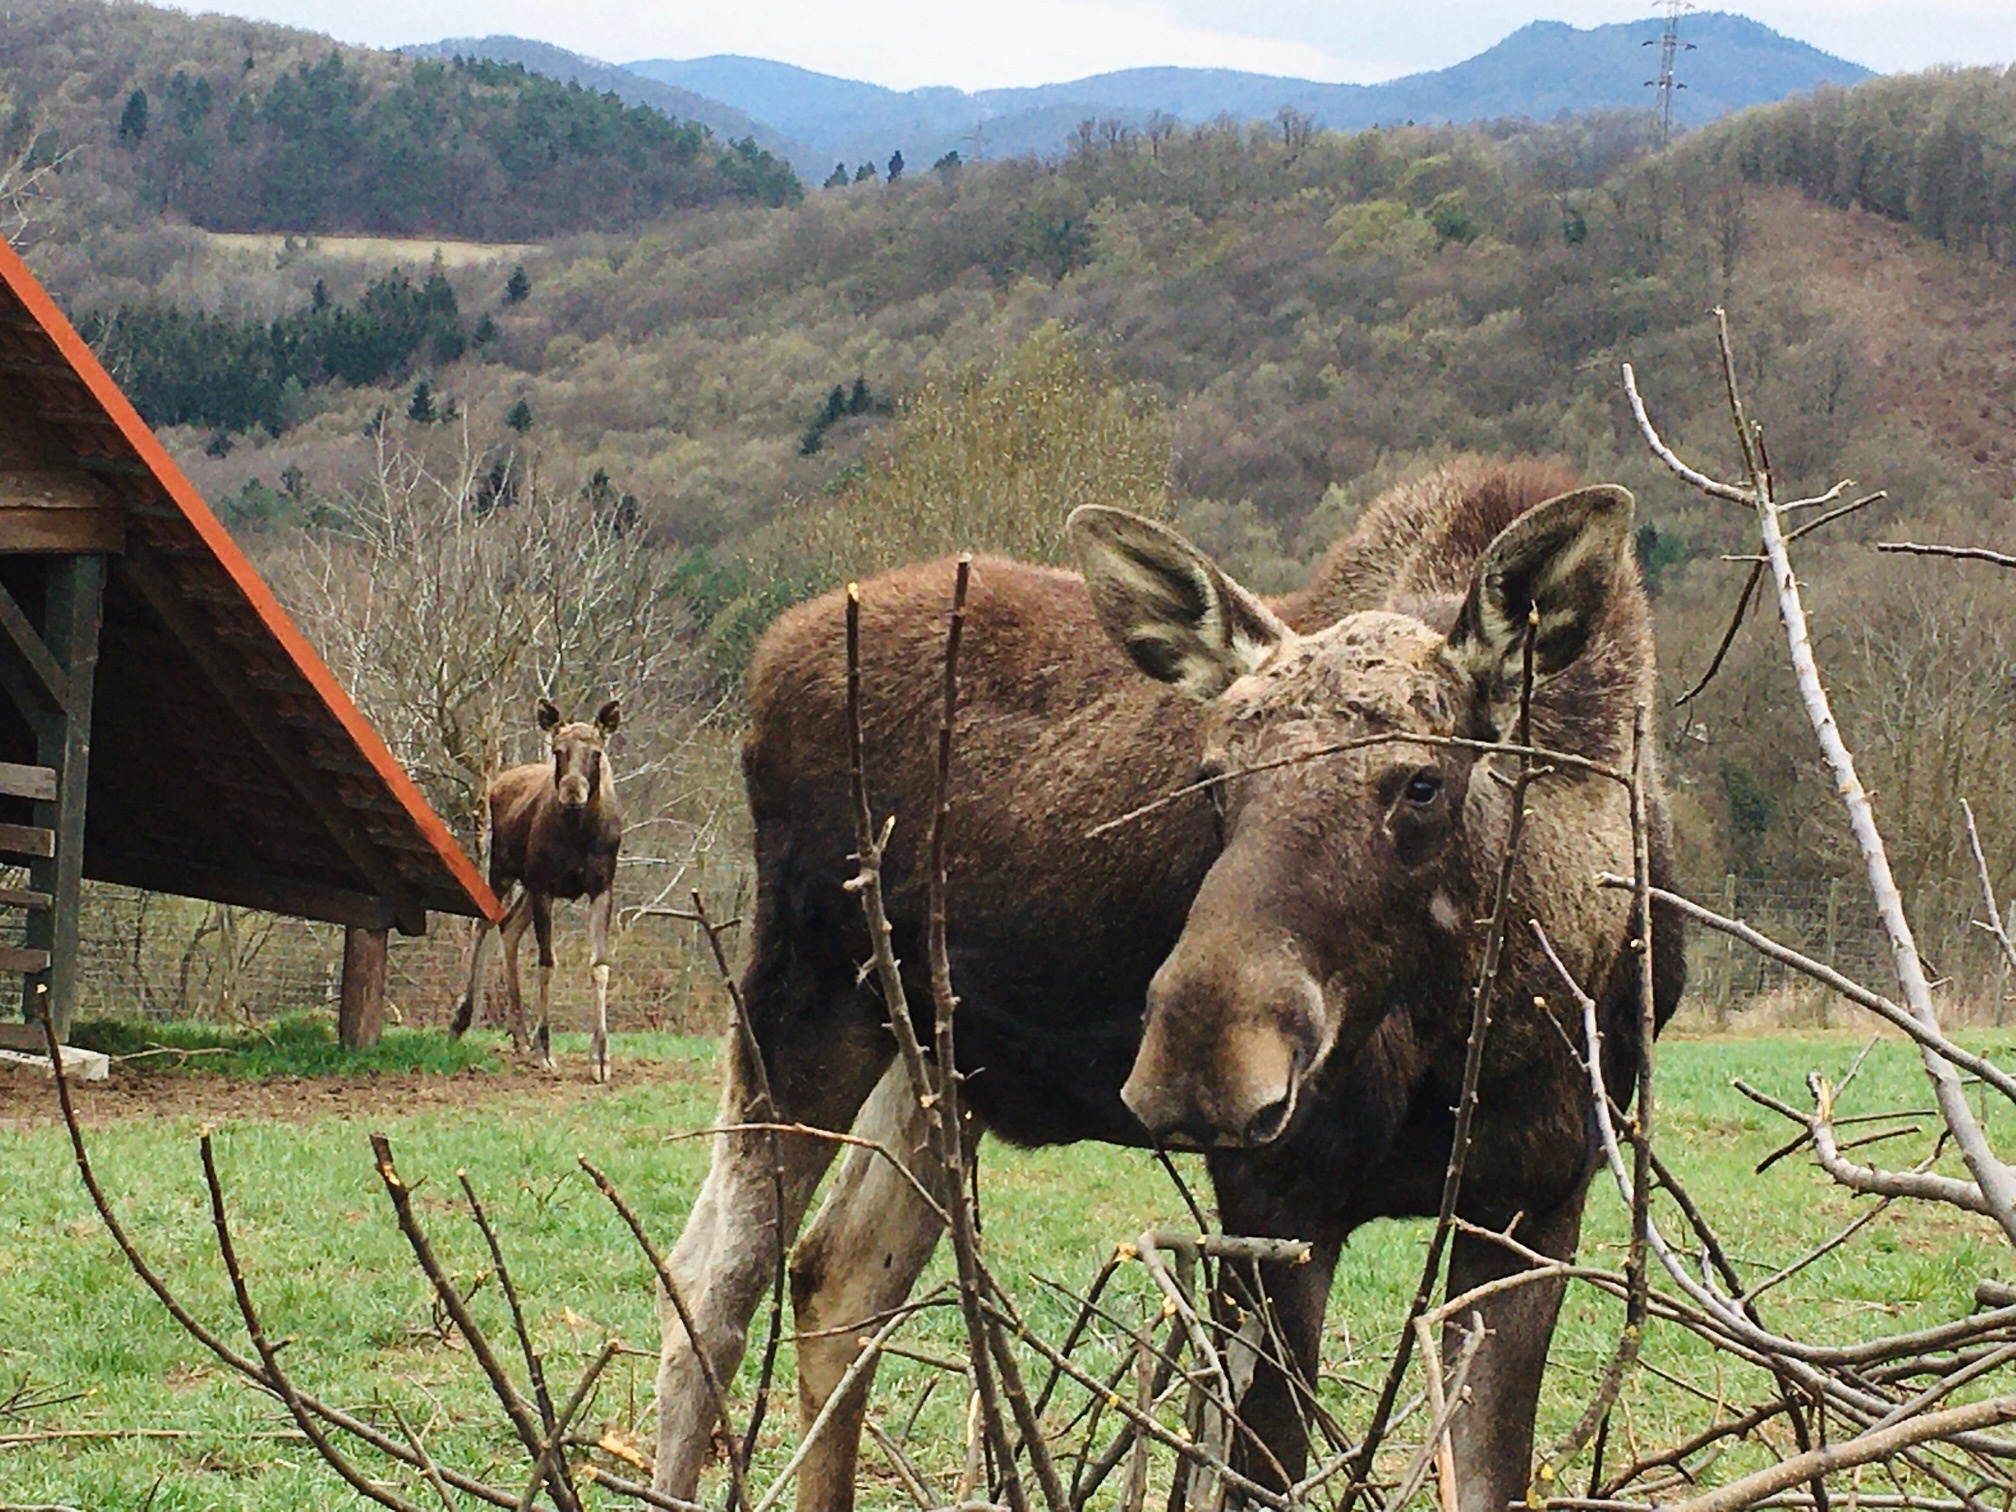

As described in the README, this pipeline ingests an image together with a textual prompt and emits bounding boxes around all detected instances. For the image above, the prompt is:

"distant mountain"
[626,12,1872,171]
[404,37,826,179]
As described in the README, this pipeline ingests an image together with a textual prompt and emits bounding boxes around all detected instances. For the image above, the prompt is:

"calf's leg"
[451,886,518,1037]
[790,1059,959,1512]
[497,891,535,1054]
[587,887,613,1083]
[530,893,556,1071]
[1442,1180,1589,1512]
[653,1007,892,1501]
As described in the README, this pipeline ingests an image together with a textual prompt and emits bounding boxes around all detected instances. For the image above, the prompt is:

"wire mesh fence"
[46,865,2016,1038]
[63,849,759,1040]
[1679,872,2016,1027]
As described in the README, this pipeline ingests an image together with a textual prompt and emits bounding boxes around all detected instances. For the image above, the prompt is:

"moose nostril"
[1244,1093,1294,1146]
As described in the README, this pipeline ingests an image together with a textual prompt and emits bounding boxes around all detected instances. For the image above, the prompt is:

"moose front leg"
[587,886,613,1083]
[1443,1182,1588,1512]
[530,892,556,1072]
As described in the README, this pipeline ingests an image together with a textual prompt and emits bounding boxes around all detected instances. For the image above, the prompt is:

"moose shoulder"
[653,459,1684,1512]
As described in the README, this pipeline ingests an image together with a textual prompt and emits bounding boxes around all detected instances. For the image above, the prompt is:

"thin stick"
[1344,611,1544,1511]
[203,1134,430,1512]
[517,1341,620,1512]
[1876,542,2016,570]
[37,1020,520,1509]
[1674,561,1760,707]
[682,889,790,1480]
[576,1157,757,1512]
[459,1168,560,1439]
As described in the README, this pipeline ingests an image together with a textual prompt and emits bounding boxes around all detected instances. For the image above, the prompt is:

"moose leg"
[496,891,535,1054]
[1212,1181,1342,1491]
[653,1008,893,1501]
[587,887,613,1084]
[790,1059,958,1512]
[1442,1180,1589,1512]
[530,893,556,1071]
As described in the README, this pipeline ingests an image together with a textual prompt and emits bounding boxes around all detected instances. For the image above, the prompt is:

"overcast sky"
[170,1,2016,92]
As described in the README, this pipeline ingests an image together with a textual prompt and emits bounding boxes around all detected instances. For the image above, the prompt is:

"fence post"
[1822,876,1840,1029]
[1715,872,1737,1030]
[339,926,389,1050]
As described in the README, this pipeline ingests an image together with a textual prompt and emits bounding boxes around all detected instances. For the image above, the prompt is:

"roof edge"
[0,240,502,926]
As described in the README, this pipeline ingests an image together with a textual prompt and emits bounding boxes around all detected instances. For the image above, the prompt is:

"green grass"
[2,1027,2011,1508]
[66,1013,506,1078]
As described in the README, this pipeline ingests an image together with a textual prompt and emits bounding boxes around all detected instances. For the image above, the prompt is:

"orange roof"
[0,240,500,930]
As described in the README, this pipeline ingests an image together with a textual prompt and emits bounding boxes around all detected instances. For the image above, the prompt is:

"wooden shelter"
[0,241,500,1046]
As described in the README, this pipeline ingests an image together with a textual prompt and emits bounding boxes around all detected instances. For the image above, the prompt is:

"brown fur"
[652,461,1684,1511]
[450,701,623,1080]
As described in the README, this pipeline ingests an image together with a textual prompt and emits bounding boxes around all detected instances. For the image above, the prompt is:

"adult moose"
[450,699,622,1082]
[654,460,1683,1511]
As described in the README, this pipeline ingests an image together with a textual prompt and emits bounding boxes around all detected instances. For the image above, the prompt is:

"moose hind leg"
[653,1001,893,1501]
[497,892,535,1054]
[1443,1181,1589,1512]
[450,911,498,1038]
[530,893,556,1071]
[587,887,613,1083]
[790,1059,958,1512]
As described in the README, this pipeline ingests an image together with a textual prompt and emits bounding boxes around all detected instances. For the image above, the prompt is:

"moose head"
[1071,486,1636,1149]
[537,698,621,812]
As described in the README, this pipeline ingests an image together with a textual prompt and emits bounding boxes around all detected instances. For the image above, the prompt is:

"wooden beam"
[0,886,52,910]
[89,849,402,931]
[0,762,57,801]
[0,822,54,858]
[0,576,66,711]
[0,944,51,973]
[0,506,126,554]
[120,552,428,935]
[338,926,389,1050]
[23,553,101,1035]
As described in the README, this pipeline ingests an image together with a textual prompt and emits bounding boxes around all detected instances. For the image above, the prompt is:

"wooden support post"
[23,553,103,1037]
[338,925,389,1050]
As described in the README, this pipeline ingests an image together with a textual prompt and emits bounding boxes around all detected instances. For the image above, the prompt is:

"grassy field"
[2,1021,2011,1509]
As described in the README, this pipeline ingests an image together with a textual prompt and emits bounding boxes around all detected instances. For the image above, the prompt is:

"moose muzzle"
[1122,942,1323,1149]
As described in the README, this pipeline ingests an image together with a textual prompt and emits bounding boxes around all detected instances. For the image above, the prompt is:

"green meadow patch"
[1,1027,2009,1508]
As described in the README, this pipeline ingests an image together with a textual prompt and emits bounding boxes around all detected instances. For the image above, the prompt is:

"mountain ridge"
[619,11,1872,169]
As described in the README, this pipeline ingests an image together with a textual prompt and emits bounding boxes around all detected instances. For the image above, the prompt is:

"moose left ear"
[1446,485,1634,692]
[594,699,621,734]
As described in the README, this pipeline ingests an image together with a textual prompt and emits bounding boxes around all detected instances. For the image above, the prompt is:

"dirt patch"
[0,1048,715,1130]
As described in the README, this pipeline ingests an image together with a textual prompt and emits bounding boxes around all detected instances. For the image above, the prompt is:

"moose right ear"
[536,698,561,731]
[1069,506,1289,701]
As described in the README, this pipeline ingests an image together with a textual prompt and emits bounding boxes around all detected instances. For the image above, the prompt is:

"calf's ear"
[1070,505,1289,700]
[594,699,621,734]
[1446,485,1634,695]
[536,697,561,731]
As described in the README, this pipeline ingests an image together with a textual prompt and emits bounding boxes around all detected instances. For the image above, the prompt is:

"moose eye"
[1403,771,1442,806]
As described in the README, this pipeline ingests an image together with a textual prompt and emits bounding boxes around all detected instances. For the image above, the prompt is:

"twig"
[38,1019,520,1509]
[518,1341,619,1512]
[204,1134,430,1512]
[1657,1398,2016,1512]
[1675,561,1760,707]
[1963,802,2016,986]
[576,1157,756,1512]
[1345,614,1544,1509]
[1876,543,2016,570]
[1601,880,2016,1106]
[459,1169,561,1441]
[1627,329,2016,1243]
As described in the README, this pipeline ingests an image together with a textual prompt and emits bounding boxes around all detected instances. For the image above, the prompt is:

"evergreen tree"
[847,376,872,413]
[886,149,905,182]
[408,379,437,424]
[505,397,534,434]
[853,162,878,183]
[933,150,962,176]
[117,88,149,143]
[504,265,532,305]
[824,162,849,189]
[473,312,500,347]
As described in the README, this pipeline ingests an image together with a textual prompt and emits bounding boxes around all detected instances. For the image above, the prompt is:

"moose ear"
[1070,505,1289,701]
[1446,485,1635,694]
[536,698,561,731]
[594,699,621,734]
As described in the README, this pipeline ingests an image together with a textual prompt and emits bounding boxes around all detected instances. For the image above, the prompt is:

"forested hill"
[0,0,800,241]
